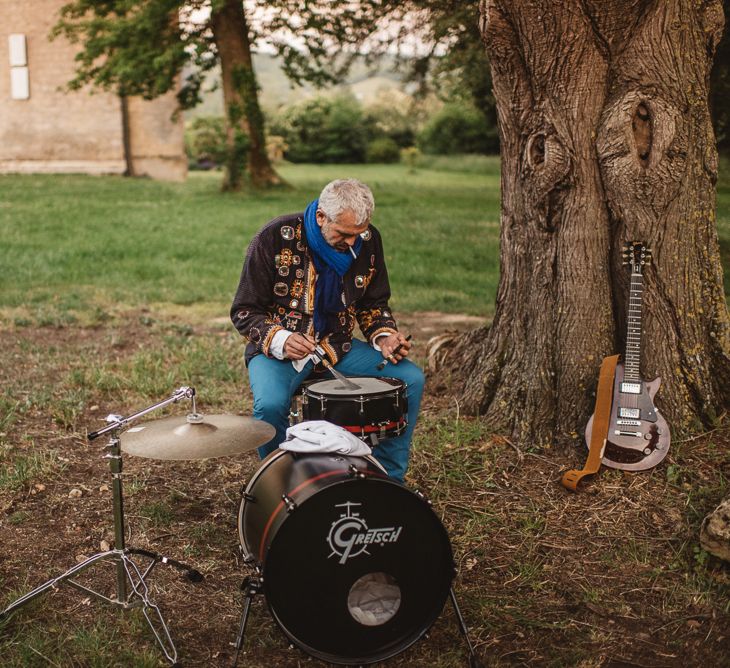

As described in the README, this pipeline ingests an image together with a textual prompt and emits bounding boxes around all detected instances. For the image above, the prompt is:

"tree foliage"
[50,1,426,187]
[418,101,499,154]
[271,94,370,163]
[52,1,208,104]
[366,137,401,163]
[185,116,229,167]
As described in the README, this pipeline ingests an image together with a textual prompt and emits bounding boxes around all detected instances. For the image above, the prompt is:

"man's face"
[316,208,369,252]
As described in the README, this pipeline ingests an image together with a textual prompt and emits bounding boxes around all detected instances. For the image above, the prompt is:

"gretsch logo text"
[327,501,402,564]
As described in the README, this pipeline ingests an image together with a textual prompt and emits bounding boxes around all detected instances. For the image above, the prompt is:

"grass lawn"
[1,157,728,324]
[0,161,501,322]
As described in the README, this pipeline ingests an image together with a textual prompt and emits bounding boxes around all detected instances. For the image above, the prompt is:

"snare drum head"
[306,376,402,396]
[262,476,454,665]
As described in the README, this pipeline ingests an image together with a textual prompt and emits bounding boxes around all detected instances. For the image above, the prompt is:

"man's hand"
[379,332,411,365]
[284,333,316,360]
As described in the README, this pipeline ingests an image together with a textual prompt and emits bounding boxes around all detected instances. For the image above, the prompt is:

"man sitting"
[230,178,424,481]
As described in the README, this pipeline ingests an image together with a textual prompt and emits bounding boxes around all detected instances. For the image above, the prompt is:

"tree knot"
[522,130,571,199]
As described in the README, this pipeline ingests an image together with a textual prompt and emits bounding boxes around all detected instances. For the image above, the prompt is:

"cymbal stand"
[0,386,204,666]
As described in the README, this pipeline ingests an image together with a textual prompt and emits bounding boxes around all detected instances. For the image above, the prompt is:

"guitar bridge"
[617,419,641,426]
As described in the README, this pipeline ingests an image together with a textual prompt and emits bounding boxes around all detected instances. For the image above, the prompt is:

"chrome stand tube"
[0,386,202,666]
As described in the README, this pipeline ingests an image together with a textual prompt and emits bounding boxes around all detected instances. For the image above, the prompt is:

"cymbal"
[120,414,275,460]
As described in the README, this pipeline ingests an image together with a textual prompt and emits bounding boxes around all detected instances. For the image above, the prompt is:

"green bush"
[417,102,499,155]
[366,137,401,164]
[271,94,370,163]
[363,104,416,148]
[185,116,228,169]
[401,146,421,172]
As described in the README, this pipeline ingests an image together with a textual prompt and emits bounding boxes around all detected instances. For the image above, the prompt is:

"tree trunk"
[210,0,282,190]
[434,0,730,444]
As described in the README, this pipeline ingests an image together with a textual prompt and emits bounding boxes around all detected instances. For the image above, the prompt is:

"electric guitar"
[584,242,670,471]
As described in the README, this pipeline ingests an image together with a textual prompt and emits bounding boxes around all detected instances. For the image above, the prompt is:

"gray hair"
[318,179,374,227]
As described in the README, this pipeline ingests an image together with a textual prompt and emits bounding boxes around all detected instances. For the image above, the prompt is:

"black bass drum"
[238,450,454,665]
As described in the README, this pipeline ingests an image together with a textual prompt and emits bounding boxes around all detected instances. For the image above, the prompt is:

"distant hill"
[188,52,411,118]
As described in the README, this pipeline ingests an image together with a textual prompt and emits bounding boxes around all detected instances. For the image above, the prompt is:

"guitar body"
[585,362,670,471]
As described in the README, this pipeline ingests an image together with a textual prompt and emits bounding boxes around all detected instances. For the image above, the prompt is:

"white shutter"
[9,34,27,67]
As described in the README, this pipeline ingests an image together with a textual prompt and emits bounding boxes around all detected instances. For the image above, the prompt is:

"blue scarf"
[304,199,362,338]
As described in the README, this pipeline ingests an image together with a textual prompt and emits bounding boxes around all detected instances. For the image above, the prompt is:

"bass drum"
[238,450,455,665]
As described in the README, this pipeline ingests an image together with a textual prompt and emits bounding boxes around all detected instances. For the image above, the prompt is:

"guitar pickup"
[620,382,641,394]
[618,407,640,419]
[617,419,641,426]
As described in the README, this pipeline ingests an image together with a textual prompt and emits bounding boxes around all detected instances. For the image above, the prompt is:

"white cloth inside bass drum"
[238,451,454,665]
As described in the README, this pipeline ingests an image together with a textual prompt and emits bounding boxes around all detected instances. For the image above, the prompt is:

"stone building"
[0,0,187,182]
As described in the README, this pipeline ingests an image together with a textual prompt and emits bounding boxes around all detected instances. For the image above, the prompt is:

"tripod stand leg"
[231,576,261,667]
[0,551,126,621]
[1,550,182,665]
[122,553,179,665]
[449,587,484,668]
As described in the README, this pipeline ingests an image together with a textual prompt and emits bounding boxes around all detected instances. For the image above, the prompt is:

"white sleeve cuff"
[371,332,391,352]
[270,329,293,360]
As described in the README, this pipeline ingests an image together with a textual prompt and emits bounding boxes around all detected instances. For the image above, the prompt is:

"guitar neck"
[624,270,644,382]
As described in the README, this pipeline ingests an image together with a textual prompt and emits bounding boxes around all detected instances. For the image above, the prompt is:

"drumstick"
[376,335,412,370]
[312,346,360,390]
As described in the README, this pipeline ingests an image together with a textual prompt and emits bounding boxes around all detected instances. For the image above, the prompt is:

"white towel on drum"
[281,420,372,456]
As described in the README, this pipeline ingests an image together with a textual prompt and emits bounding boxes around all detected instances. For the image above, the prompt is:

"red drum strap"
[340,419,406,434]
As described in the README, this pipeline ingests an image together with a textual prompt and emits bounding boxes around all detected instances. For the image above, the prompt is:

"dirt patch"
[0,313,728,667]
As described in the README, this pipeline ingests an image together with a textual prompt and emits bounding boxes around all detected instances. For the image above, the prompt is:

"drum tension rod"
[348,464,366,479]
[240,490,256,503]
[415,489,433,506]
[282,493,297,513]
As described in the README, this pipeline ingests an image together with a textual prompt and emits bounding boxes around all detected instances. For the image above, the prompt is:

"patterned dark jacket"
[230,212,398,365]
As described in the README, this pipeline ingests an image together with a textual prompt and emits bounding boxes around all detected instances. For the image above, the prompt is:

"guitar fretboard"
[624,270,644,382]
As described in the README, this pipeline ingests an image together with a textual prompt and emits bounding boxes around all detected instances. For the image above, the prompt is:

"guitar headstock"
[622,241,651,273]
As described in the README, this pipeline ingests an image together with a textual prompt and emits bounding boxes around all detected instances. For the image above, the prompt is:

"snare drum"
[301,376,408,440]
[238,450,454,664]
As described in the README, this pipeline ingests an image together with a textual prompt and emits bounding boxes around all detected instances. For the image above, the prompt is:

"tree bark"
[210,0,283,190]
[433,0,730,444]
